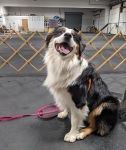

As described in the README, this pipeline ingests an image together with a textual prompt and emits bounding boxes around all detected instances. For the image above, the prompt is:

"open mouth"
[55,42,73,56]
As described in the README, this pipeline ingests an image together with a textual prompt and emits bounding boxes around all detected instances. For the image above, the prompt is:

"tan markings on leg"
[80,110,97,138]
[81,127,95,138]
[77,111,96,140]
[90,102,115,117]
[78,103,107,139]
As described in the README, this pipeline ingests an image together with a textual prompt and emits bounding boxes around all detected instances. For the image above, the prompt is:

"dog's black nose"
[64,33,72,40]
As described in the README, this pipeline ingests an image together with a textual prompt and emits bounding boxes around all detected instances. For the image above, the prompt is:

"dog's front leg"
[58,109,68,119]
[64,111,79,142]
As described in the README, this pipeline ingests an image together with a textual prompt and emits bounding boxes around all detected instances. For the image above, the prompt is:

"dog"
[43,27,120,143]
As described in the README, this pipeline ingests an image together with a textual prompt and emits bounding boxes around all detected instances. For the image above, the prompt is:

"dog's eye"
[73,35,77,41]
[56,29,64,36]
[73,33,81,43]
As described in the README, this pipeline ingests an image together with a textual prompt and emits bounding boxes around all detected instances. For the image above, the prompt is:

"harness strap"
[88,78,92,92]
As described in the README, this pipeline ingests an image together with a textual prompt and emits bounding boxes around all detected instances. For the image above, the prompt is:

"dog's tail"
[95,99,126,136]
[118,107,126,122]
[118,94,126,122]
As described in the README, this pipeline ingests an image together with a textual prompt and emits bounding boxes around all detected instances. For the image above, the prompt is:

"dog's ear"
[75,33,86,59]
[46,27,59,47]
[73,28,81,35]
[76,42,86,59]
[73,28,79,33]
[80,43,86,52]
[74,33,86,52]
[46,32,54,47]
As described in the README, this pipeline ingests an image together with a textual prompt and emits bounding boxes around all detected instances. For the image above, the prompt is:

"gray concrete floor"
[0,74,126,150]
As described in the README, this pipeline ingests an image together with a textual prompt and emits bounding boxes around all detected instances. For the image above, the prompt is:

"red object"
[0,104,60,122]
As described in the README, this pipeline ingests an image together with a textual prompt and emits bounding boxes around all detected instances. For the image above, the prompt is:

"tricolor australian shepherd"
[43,27,120,142]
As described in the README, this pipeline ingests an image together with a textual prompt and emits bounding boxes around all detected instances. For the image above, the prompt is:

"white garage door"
[109,6,120,34]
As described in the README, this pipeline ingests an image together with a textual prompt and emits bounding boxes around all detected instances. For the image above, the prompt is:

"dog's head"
[46,27,86,59]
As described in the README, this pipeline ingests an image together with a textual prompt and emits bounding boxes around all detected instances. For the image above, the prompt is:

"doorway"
[22,19,28,32]
[65,12,83,30]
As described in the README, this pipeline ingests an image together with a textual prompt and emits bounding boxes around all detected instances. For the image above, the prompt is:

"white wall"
[123,2,126,12]
[94,13,100,30]
[108,3,126,35]
[0,6,8,26]
[93,9,108,33]
[108,5,120,34]
[99,10,105,30]
[28,16,44,32]
[5,16,44,32]
[6,7,94,32]
[0,6,8,15]
[118,2,126,35]
[92,2,126,35]
[0,0,110,32]
[94,5,120,34]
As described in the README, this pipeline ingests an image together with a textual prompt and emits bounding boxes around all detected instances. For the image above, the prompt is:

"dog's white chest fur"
[43,50,88,89]
[44,50,89,113]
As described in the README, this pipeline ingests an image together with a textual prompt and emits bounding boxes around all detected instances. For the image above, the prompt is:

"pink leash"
[0,104,60,122]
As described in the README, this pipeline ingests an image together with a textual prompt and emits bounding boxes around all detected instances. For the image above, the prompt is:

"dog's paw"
[76,132,85,140]
[64,133,77,143]
[57,110,68,119]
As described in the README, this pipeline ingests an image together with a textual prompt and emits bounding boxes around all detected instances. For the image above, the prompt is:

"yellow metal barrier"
[0,30,46,72]
[0,30,125,73]
[81,31,126,71]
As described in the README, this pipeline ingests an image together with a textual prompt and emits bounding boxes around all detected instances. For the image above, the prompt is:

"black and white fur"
[43,27,120,142]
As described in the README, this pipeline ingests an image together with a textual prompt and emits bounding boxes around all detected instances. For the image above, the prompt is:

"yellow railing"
[0,30,125,73]
[0,30,46,72]
[81,31,126,71]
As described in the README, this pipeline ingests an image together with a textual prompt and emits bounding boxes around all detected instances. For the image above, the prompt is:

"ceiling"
[0,0,110,8]
[109,0,126,5]
[2,0,125,10]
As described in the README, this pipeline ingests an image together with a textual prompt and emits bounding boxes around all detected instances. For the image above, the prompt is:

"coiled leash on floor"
[0,79,92,122]
[0,104,60,122]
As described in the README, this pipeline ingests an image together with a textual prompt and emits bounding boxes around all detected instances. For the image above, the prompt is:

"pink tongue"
[60,46,70,54]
